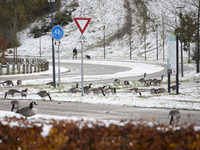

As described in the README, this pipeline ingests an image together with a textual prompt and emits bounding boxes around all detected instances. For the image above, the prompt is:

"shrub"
[0,117,200,149]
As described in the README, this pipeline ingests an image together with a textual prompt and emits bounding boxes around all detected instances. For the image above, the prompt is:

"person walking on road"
[73,47,77,59]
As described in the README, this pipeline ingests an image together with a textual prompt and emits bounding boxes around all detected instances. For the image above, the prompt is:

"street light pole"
[162,14,165,60]
[177,6,184,77]
[196,1,200,73]
[156,24,158,60]
[38,24,42,57]
[103,25,105,59]
[48,0,56,88]
[195,18,199,73]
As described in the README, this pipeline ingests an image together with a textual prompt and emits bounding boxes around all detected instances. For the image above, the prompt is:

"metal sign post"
[52,25,64,93]
[55,41,61,93]
[167,35,179,94]
[74,18,91,96]
[58,41,61,93]
[81,35,84,96]
[78,35,87,96]
[176,36,179,94]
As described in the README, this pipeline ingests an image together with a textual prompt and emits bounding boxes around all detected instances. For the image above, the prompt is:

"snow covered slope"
[17,0,196,60]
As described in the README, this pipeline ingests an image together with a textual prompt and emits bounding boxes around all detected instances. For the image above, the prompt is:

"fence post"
[0,63,2,76]
[17,63,20,74]
[30,64,32,73]
[34,64,37,72]
[12,63,15,74]
[38,63,41,72]
[23,64,25,74]
[26,63,29,73]
[42,62,45,71]
[6,63,9,75]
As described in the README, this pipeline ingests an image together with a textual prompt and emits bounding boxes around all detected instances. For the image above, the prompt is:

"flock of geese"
[128,73,179,96]
[67,73,168,96]
[1,73,178,99]
[1,79,52,101]
[9,99,181,125]
[1,73,181,124]
[68,82,116,96]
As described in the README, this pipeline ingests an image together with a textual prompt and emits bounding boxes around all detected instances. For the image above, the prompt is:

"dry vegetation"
[0,117,200,149]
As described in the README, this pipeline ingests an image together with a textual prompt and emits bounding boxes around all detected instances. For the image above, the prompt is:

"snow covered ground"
[1,59,200,111]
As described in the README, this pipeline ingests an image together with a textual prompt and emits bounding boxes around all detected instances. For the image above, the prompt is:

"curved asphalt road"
[0,60,200,125]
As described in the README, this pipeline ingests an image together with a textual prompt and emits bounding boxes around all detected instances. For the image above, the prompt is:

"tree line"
[0,0,61,48]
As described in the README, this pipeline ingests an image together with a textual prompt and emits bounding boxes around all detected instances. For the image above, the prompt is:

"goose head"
[29,101,37,109]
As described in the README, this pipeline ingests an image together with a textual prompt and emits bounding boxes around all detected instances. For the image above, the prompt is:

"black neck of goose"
[29,103,33,109]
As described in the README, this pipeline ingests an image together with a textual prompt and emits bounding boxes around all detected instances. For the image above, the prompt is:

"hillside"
[16,0,197,61]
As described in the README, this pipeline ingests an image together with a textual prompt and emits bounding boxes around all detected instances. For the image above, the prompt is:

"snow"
[1,0,200,134]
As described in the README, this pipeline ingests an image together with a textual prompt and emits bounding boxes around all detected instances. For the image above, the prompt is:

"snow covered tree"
[174,14,196,63]
[0,33,9,64]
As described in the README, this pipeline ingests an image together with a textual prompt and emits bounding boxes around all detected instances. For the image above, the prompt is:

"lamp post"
[196,16,200,73]
[103,25,106,59]
[48,0,56,88]
[38,24,42,57]
[162,14,165,60]
[177,6,185,77]
[198,0,200,73]
[156,24,158,60]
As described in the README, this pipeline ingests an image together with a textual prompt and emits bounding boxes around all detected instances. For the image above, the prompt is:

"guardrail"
[0,58,49,75]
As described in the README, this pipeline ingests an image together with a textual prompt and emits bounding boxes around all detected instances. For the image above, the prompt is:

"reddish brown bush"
[0,117,200,150]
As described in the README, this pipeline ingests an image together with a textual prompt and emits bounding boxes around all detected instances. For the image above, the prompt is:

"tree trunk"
[188,42,190,63]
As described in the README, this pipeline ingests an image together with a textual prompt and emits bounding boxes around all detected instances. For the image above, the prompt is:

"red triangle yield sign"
[74,18,91,34]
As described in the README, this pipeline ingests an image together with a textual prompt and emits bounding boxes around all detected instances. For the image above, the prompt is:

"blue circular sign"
[52,25,64,40]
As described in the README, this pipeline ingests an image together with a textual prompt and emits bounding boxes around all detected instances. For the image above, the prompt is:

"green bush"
[54,11,73,26]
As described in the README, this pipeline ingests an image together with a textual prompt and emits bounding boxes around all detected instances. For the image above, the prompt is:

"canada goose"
[37,91,51,100]
[130,87,142,96]
[144,79,152,86]
[170,83,181,90]
[17,80,22,86]
[154,75,164,86]
[16,101,37,119]
[104,86,116,95]
[5,89,20,98]
[0,82,4,86]
[21,88,28,99]
[104,86,112,95]
[3,80,14,86]
[86,55,91,60]
[152,78,158,85]
[169,109,181,125]
[150,88,157,94]
[84,83,92,94]
[46,81,59,87]
[170,85,176,90]
[124,80,130,85]
[156,88,166,94]
[68,82,80,93]
[91,88,105,96]
[110,87,116,95]
[114,79,120,85]
[98,86,106,91]
[10,100,20,111]
[138,73,146,83]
